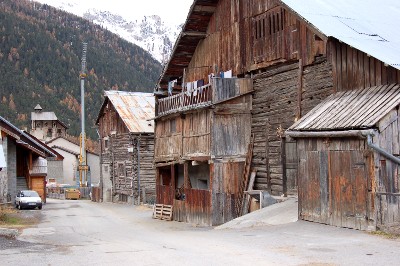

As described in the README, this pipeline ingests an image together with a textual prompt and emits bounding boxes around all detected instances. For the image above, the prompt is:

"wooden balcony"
[157,78,253,117]
[158,84,212,116]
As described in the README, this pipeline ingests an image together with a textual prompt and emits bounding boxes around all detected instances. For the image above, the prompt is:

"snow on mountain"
[83,9,182,64]
[34,0,187,64]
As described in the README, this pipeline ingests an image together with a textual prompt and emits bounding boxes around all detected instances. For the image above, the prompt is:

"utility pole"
[78,42,88,187]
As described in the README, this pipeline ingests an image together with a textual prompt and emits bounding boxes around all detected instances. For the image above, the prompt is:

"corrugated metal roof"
[104,91,155,133]
[289,84,400,131]
[282,0,400,70]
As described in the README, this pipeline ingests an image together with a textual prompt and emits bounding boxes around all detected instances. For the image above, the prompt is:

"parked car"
[15,190,42,210]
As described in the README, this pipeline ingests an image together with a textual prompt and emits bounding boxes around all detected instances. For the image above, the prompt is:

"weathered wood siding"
[138,134,156,201]
[301,58,334,115]
[173,189,212,226]
[329,40,400,93]
[297,138,374,230]
[212,95,252,158]
[154,116,183,162]
[102,133,155,202]
[211,161,244,225]
[97,100,129,138]
[251,58,334,195]
[182,110,211,159]
[156,184,173,205]
[212,78,253,103]
[252,62,298,194]
[374,110,400,232]
[184,0,326,85]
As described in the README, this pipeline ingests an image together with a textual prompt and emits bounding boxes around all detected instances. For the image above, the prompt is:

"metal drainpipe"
[137,134,141,205]
[365,133,400,165]
[110,135,114,202]
[96,128,103,202]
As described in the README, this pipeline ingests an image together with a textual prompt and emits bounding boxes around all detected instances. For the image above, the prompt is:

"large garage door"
[31,176,45,202]
[299,150,371,230]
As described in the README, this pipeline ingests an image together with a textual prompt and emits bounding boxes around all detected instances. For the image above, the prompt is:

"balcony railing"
[158,84,212,116]
[157,78,253,117]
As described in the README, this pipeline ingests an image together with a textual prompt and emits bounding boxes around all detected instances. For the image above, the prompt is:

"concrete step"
[16,176,28,191]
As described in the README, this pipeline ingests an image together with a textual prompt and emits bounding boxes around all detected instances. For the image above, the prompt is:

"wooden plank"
[243,170,257,214]
[362,85,400,126]
[329,151,341,227]
[319,151,329,224]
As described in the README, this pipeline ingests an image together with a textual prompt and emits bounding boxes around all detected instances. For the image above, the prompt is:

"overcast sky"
[35,0,193,25]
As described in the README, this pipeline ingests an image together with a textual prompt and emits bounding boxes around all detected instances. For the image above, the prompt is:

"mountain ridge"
[35,0,183,64]
[0,0,162,139]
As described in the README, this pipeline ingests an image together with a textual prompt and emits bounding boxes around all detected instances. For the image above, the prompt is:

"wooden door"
[31,176,45,202]
[284,140,298,195]
[299,149,370,230]
[330,151,369,230]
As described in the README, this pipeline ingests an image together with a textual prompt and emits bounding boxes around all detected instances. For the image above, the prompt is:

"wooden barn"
[155,77,253,225]
[286,84,400,232]
[0,116,58,203]
[96,91,155,204]
[155,0,400,225]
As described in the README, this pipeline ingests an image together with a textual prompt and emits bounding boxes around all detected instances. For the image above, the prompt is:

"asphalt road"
[1,198,399,265]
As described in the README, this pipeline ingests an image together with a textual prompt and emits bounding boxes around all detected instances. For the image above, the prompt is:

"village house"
[96,91,155,204]
[45,137,100,187]
[155,0,400,228]
[0,116,58,203]
[30,105,100,187]
[30,104,68,142]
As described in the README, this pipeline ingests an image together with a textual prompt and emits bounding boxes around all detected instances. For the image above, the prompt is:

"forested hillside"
[0,0,162,139]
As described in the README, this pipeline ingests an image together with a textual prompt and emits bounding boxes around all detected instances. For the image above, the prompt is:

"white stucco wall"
[87,153,100,186]
[53,148,77,185]
[49,138,100,186]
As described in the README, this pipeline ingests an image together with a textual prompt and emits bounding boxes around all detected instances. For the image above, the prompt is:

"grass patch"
[0,206,24,227]
[0,213,19,224]
[369,230,400,239]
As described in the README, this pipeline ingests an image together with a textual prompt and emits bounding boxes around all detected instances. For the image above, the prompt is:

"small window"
[104,139,109,149]
[104,165,108,172]
[170,118,176,133]
[47,128,52,137]
[118,163,125,177]
[57,128,62,136]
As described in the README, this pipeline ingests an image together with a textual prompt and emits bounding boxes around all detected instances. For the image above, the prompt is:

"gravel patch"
[0,236,34,250]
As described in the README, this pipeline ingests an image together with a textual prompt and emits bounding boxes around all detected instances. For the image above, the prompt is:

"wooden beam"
[297,59,303,120]
[184,161,190,189]
[285,129,376,138]
[171,164,176,203]
[181,31,207,38]
[193,5,217,13]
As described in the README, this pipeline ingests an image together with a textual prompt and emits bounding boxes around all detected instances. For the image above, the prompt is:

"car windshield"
[22,191,39,197]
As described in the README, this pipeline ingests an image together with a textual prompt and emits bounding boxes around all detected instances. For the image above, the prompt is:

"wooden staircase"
[235,134,255,217]
[16,176,28,192]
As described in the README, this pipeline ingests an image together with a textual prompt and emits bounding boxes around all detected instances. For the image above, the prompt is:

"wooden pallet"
[152,204,173,221]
